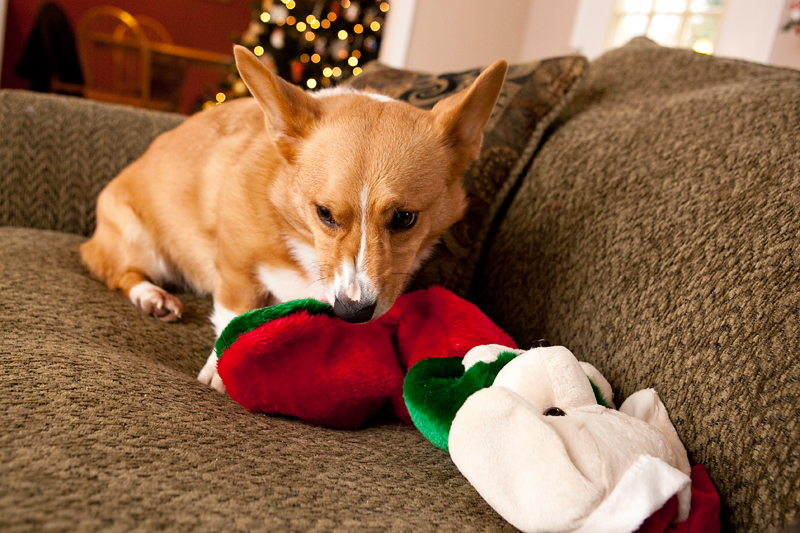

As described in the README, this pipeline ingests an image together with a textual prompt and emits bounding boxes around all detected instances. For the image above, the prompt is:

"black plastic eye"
[316,205,336,227]
[533,339,550,348]
[390,211,417,233]
[544,407,566,417]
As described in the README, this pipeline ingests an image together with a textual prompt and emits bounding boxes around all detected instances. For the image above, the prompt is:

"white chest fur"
[257,236,327,304]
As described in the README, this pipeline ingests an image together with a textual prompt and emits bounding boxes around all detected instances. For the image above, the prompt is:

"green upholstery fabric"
[0,90,184,237]
[2,38,799,532]
[0,227,513,531]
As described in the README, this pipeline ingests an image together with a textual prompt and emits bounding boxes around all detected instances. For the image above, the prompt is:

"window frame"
[570,0,787,62]
[607,0,726,51]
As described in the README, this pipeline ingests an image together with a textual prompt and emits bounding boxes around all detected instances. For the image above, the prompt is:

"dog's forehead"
[300,98,450,198]
[313,96,443,153]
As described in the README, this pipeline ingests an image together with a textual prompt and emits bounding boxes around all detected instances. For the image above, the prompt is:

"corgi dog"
[80,45,507,392]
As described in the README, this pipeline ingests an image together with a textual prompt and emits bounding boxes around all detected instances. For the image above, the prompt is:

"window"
[608,0,726,54]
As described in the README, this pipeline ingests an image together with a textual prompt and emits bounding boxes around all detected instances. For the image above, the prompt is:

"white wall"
[569,0,614,60]
[378,0,418,69]
[769,0,800,70]
[380,0,578,71]
[520,0,580,61]
[382,0,799,72]
[715,0,785,63]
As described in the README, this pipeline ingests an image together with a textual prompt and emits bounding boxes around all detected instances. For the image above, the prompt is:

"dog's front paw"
[129,282,183,322]
[198,351,227,393]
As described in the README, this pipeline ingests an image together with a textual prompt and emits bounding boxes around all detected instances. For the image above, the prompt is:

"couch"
[1,38,798,532]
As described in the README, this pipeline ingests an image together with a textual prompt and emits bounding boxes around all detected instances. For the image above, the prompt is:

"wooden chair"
[110,13,186,110]
[77,6,182,111]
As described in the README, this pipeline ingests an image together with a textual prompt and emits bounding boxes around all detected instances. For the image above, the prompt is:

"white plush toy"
[404,343,693,533]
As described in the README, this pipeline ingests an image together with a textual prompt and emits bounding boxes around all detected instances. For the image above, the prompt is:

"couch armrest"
[0,90,184,236]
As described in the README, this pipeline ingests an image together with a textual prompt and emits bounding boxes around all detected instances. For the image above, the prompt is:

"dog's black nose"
[333,297,377,323]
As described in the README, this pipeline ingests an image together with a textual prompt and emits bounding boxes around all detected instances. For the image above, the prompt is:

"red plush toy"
[215,286,516,429]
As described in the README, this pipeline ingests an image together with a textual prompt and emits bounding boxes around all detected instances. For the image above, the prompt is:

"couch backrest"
[0,90,184,236]
[471,38,800,533]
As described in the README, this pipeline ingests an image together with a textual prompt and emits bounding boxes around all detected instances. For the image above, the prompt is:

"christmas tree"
[204,0,388,109]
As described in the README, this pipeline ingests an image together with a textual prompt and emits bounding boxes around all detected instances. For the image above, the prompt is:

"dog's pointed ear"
[431,59,508,172]
[234,45,320,140]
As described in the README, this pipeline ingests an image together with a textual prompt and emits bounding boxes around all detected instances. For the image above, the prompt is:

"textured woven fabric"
[347,57,587,296]
[472,38,800,533]
[0,227,514,532]
[0,90,184,236]
[3,38,799,532]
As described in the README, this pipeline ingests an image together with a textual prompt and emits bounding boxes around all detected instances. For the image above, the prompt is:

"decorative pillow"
[345,56,587,296]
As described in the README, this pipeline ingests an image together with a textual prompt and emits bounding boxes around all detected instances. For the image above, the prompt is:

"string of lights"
[203,0,388,110]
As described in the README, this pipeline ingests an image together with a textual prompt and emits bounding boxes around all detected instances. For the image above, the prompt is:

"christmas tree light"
[202,0,388,110]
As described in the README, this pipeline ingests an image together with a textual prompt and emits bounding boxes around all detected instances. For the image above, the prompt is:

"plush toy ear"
[403,351,519,451]
[233,45,321,141]
[449,386,606,532]
[580,362,614,408]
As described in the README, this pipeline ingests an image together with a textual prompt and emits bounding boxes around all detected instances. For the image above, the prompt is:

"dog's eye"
[390,211,417,233]
[316,205,336,227]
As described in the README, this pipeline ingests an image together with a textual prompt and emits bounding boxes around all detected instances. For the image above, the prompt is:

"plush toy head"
[404,342,612,452]
[405,343,696,533]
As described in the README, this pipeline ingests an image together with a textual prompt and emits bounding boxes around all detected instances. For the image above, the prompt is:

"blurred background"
[1,0,798,115]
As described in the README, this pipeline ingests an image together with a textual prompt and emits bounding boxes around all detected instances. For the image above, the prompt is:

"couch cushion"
[346,56,587,296]
[0,90,184,237]
[0,226,517,531]
[471,38,800,533]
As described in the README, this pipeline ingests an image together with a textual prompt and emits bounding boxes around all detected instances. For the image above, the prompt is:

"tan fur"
[81,46,507,386]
